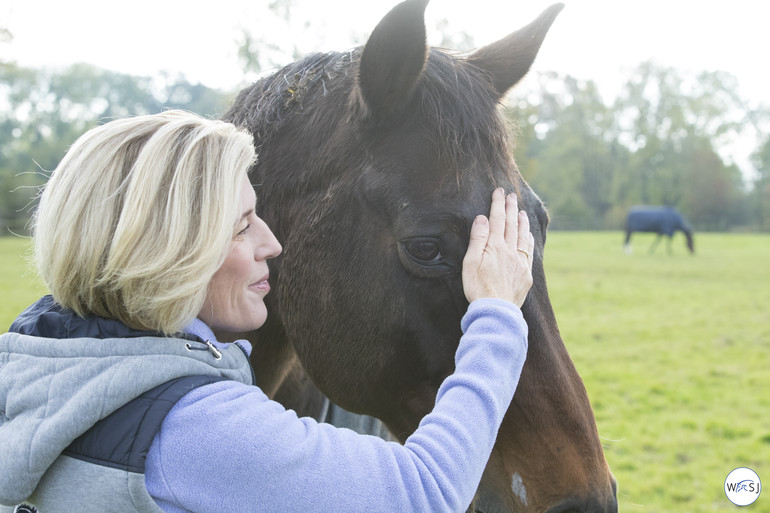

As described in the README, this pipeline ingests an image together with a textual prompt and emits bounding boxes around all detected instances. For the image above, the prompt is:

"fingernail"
[474,215,488,225]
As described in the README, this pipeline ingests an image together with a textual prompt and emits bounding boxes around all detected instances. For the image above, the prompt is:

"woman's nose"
[255,217,282,260]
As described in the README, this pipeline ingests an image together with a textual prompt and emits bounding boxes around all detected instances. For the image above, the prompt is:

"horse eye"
[404,239,441,263]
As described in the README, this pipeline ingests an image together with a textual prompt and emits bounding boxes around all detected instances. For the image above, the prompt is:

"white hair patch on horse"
[511,473,528,506]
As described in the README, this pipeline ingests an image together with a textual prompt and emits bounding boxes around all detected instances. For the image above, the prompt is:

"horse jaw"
[468,3,564,99]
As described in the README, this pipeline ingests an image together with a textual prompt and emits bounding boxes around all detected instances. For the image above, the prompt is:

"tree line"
[1,58,769,234]
[0,62,232,234]
[508,62,770,231]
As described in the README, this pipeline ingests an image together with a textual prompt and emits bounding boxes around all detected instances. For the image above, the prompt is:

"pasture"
[0,237,47,327]
[544,231,769,511]
[2,231,768,511]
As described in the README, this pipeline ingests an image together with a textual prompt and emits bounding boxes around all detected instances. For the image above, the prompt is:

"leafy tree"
[236,0,330,75]
[681,138,744,230]
[750,136,770,231]
[611,62,748,227]
[509,61,755,231]
[509,73,628,229]
[0,62,230,234]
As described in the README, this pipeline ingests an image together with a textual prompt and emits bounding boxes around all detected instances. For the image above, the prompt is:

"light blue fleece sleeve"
[145,298,527,513]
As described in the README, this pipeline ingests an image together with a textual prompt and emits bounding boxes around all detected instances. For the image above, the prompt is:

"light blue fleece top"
[145,298,528,513]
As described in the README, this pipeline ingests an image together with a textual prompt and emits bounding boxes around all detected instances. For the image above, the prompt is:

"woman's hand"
[462,188,535,307]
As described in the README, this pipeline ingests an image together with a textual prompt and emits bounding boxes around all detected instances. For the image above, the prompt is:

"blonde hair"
[33,110,255,335]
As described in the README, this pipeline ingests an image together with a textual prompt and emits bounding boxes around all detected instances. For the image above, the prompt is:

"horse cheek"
[277,212,400,416]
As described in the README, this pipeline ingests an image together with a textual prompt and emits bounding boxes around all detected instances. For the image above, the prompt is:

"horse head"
[224,1,617,511]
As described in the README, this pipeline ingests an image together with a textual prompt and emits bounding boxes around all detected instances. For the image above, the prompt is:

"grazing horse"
[624,206,695,254]
[223,1,618,511]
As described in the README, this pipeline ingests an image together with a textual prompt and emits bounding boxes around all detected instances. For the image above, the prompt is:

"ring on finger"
[517,248,529,259]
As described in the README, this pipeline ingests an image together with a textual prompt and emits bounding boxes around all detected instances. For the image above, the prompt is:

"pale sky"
[3,0,769,176]
[3,0,768,102]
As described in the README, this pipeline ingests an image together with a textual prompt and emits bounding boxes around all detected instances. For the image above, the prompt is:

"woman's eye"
[236,224,251,237]
[404,239,441,263]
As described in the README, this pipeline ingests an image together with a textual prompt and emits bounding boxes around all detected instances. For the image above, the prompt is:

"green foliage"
[236,0,336,75]
[509,61,762,231]
[0,62,232,235]
[750,136,770,230]
[544,231,770,511]
[511,73,618,229]
[2,55,768,233]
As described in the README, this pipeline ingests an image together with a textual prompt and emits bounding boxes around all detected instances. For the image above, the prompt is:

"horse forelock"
[416,50,515,185]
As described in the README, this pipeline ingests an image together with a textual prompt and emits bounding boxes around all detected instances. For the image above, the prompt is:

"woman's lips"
[250,274,270,292]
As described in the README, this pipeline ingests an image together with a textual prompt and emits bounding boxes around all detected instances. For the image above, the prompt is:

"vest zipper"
[233,341,257,386]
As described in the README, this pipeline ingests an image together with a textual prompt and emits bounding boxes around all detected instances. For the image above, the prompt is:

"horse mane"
[225,47,514,184]
[226,50,358,151]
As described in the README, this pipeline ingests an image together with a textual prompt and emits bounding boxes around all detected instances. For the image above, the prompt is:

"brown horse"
[223,1,617,511]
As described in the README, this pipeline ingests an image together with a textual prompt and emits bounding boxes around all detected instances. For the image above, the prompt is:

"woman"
[0,110,535,513]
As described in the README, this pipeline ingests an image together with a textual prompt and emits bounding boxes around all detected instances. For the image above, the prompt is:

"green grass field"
[543,231,769,512]
[2,232,768,511]
[0,237,48,328]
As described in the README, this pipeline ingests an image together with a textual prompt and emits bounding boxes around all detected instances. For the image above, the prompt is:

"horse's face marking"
[511,473,528,507]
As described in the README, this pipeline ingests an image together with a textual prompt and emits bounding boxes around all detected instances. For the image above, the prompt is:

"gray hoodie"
[0,326,252,510]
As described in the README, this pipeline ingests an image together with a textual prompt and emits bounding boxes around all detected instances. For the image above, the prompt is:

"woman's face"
[199,174,282,332]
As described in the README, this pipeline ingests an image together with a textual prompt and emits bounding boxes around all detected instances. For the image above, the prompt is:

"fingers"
[465,214,490,267]
[462,214,490,303]
[488,188,532,256]
[488,188,507,240]
[518,211,535,271]
[517,210,530,253]
[504,192,520,249]
[462,187,536,306]
[500,188,535,271]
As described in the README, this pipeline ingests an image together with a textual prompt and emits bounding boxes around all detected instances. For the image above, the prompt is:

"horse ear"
[468,3,564,98]
[357,0,429,119]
